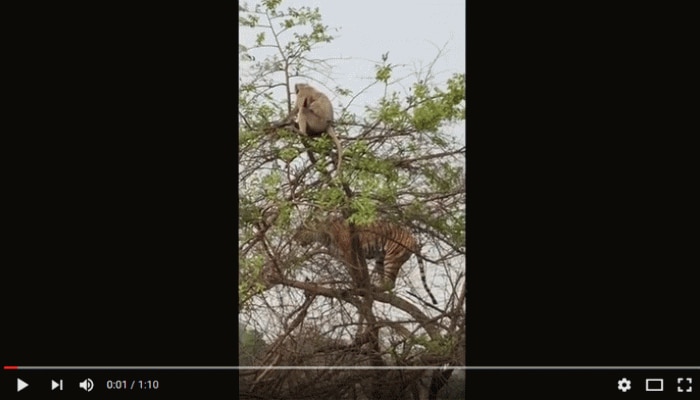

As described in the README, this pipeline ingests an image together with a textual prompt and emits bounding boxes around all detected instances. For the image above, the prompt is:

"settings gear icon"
[618,378,632,392]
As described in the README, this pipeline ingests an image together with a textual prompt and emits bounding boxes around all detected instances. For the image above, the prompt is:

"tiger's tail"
[417,256,437,305]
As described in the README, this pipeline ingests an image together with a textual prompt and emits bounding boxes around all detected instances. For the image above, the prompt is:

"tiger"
[293,217,438,304]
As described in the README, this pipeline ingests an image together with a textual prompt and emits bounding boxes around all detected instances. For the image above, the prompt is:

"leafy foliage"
[239,326,268,366]
[239,1,466,398]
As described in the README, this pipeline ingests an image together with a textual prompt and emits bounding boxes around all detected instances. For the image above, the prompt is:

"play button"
[17,378,28,392]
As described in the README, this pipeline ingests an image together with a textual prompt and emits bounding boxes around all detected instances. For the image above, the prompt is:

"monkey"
[292,83,334,137]
[272,83,343,175]
[272,83,332,136]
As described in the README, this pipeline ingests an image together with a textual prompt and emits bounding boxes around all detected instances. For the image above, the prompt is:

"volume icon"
[79,378,94,392]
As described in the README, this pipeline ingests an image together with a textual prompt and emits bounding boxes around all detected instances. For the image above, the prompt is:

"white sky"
[310,0,466,69]
[294,0,466,85]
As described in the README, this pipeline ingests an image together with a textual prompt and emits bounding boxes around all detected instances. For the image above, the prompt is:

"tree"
[239,2,465,399]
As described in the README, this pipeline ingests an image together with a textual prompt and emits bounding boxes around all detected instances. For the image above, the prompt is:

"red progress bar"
[3,366,19,370]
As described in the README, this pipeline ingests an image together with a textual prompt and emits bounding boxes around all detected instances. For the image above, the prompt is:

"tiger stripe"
[293,217,437,304]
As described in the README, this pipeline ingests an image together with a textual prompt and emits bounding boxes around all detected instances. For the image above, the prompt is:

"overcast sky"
[240,0,465,131]
[292,0,466,85]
